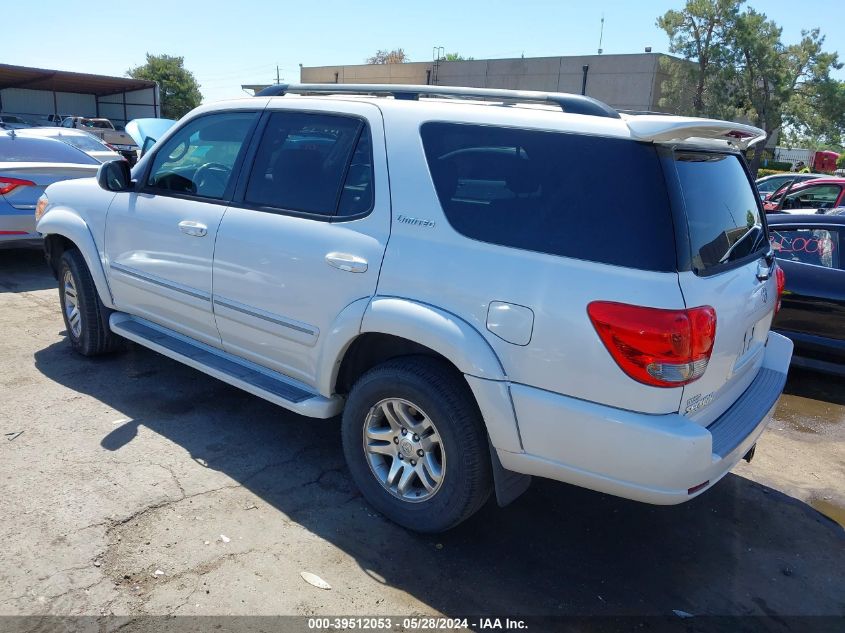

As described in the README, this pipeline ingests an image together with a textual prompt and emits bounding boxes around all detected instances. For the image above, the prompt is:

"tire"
[341,356,492,533]
[58,249,122,356]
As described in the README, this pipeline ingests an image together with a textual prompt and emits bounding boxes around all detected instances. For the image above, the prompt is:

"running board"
[109,313,343,418]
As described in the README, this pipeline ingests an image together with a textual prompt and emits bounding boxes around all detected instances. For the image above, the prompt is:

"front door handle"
[178,220,207,237]
[325,252,368,273]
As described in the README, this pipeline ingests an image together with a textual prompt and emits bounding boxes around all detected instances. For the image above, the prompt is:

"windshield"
[674,151,767,274]
[757,176,793,193]
[82,119,112,129]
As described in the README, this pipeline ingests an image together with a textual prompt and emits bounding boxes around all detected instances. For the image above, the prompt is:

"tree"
[656,0,741,116]
[442,52,474,61]
[656,1,843,176]
[127,54,202,119]
[732,16,842,174]
[366,49,409,64]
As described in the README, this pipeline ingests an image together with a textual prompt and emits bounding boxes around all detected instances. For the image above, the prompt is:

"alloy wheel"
[62,269,82,339]
[363,398,445,503]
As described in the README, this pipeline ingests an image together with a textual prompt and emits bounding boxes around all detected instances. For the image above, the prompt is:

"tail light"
[774,264,785,314]
[587,302,717,388]
[0,176,36,195]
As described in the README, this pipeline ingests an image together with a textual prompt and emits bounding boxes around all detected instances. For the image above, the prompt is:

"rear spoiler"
[624,115,766,150]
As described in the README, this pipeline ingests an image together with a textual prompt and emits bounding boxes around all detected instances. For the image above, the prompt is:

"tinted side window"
[771,227,840,269]
[245,112,364,216]
[673,152,765,274]
[337,130,374,217]
[147,112,257,200]
[420,122,676,271]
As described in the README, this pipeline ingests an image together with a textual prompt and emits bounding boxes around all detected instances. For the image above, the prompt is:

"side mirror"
[140,136,157,158]
[96,159,134,192]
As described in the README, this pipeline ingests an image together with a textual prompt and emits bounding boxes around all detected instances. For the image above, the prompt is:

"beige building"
[296,53,681,113]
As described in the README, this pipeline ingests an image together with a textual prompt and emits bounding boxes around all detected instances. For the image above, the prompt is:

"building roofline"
[0,63,156,96]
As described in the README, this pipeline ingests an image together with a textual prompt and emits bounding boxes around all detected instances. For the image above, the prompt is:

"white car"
[14,127,123,163]
[35,84,793,532]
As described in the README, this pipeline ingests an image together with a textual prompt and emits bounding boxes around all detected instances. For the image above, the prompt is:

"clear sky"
[3,0,843,104]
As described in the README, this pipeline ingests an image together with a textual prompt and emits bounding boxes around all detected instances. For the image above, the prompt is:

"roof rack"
[617,109,674,116]
[255,83,621,119]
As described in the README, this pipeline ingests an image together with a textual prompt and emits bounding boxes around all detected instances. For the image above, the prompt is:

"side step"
[109,313,343,419]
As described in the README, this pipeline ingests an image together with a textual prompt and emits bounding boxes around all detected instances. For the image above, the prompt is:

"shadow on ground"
[783,367,845,407]
[0,247,55,293]
[31,336,845,619]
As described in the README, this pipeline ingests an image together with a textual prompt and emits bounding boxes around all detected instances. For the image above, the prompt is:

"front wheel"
[58,249,122,356]
[341,356,492,532]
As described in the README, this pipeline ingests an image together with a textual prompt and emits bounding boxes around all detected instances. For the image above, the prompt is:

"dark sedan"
[768,213,845,375]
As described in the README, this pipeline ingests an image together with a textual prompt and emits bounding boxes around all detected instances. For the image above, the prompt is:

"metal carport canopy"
[0,63,156,96]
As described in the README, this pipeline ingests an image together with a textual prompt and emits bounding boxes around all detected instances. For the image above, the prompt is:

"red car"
[763,177,845,213]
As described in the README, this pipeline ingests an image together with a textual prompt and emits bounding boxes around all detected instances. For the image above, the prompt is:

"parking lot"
[0,247,843,623]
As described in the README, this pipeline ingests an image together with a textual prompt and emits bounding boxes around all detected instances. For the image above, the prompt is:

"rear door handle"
[756,259,772,281]
[178,220,207,237]
[325,252,368,273]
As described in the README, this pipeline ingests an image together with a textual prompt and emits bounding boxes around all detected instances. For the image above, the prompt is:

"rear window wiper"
[719,224,763,264]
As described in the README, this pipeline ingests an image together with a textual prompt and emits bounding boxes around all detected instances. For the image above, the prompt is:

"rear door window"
[420,122,676,272]
[244,111,370,217]
[672,151,767,274]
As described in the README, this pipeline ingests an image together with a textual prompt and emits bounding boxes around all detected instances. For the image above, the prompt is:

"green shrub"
[762,160,794,171]
[756,168,791,178]
[837,153,845,169]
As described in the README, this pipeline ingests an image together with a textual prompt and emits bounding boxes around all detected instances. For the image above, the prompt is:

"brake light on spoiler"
[587,302,717,388]
[624,115,766,150]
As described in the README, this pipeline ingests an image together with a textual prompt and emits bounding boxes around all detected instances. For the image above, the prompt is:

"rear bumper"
[1,204,37,244]
[497,332,793,504]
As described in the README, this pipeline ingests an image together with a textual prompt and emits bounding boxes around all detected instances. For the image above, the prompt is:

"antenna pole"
[598,14,605,54]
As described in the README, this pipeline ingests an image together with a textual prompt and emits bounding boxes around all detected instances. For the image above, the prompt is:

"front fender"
[37,208,114,308]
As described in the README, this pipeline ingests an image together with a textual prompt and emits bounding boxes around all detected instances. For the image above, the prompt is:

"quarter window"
[420,122,676,271]
[146,112,257,200]
[244,111,371,217]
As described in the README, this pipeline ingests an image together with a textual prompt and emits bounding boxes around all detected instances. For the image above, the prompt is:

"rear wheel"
[341,356,492,532]
[58,249,122,356]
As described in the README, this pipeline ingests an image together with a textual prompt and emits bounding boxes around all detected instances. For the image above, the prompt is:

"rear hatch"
[0,163,98,209]
[663,148,777,426]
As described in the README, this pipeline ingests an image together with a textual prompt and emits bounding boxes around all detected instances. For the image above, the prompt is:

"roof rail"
[617,109,675,116]
[255,83,621,119]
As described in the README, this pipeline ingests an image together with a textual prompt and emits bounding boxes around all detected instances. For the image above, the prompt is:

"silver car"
[0,115,32,130]
[14,127,123,163]
[1,131,99,247]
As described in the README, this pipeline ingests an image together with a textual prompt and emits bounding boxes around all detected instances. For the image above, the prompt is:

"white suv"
[36,84,793,532]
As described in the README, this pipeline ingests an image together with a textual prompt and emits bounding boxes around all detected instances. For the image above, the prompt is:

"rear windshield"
[57,134,109,152]
[673,152,766,274]
[420,122,676,272]
[0,135,99,164]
